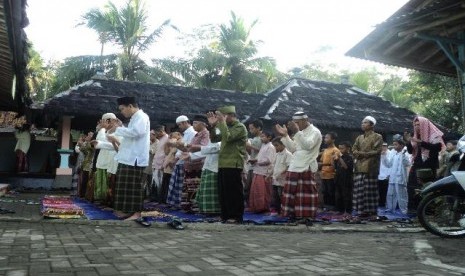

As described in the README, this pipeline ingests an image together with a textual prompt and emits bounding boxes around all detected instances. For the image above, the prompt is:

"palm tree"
[153,12,284,92]
[81,0,174,80]
[26,47,56,102]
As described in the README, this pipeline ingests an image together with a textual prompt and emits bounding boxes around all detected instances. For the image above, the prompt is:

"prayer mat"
[41,196,84,219]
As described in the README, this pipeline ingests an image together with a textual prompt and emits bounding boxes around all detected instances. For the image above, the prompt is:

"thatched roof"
[249,78,417,133]
[38,77,264,128]
[0,0,30,112]
[346,0,464,77]
[37,77,423,134]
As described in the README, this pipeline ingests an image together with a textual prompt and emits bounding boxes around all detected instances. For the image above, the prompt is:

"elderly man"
[275,111,322,223]
[166,115,197,209]
[352,116,383,219]
[93,113,118,204]
[208,106,247,224]
[104,96,150,220]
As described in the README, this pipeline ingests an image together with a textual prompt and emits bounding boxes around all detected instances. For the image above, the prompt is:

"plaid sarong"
[114,164,145,213]
[166,164,184,207]
[181,169,201,211]
[352,173,378,215]
[195,169,220,214]
[281,171,318,218]
[94,168,108,201]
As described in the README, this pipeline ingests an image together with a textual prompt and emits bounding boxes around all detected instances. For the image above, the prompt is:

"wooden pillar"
[54,116,73,188]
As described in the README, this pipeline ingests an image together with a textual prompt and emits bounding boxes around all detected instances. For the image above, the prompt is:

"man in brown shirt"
[352,116,383,218]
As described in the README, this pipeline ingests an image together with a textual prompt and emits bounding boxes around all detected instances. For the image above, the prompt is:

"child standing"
[382,135,411,214]
[320,132,340,211]
[269,138,292,215]
[333,141,354,215]
[248,131,276,213]
[160,132,182,203]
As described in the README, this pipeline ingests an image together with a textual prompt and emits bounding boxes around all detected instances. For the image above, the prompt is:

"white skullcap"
[175,115,189,124]
[292,111,308,120]
[102,113,117,120]
[364,116,376,125]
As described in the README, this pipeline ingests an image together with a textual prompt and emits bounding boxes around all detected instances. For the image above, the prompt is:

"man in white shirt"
[275,111,322,222]
[166,115,197,208]
[106,96,150,220]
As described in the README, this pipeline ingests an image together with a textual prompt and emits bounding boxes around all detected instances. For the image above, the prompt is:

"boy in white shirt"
[381,135,411,214]
[269,138,292,215]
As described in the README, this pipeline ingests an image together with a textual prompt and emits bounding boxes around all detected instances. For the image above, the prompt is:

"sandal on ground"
[346,218,366,224]
[167,218,184,230]
[135,217,152,227]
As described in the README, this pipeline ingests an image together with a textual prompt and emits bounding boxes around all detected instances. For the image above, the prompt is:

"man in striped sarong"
[352,116,383,219]
[105,96,150,220]
[275,111,322,222]
[166,115,196,209]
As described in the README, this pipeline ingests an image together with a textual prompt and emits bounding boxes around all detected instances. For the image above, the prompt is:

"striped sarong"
[166,164,184,207]
[181,169,201,211]
[94,168,108,201]
[352,173,378,215]
[114,164,145,213]
[195,169,220,214]
[281,171,318,218]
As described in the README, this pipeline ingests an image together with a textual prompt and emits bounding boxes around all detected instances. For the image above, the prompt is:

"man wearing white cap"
[166,115,197,209]
[352,116,383,220]
[93,113,118,204]
[275,111,322,222]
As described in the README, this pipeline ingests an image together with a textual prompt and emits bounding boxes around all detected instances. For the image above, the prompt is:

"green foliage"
[81,0,175,80]
[152,12,285,93]
[50,55,118,96]
[26,46,56,102]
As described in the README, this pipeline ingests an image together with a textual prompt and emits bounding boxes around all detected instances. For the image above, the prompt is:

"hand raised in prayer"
[90,140,98,148]
[411,137,422,143]
[215,111,225,123]
[275,124,288,137]
[207,112,218,126]
[106,135,117,143]
[107,125,117,134]
[287,120,299,133]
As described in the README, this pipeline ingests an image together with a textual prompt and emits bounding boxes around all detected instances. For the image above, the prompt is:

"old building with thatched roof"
[33,76,264,131]
[247,78,420,142]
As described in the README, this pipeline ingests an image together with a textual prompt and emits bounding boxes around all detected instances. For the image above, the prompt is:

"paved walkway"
[1,192,465,276]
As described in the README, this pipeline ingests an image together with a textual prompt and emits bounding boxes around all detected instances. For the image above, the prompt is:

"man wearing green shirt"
[207,106,247,224]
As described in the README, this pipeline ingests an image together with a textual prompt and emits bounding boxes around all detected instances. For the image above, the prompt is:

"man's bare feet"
[124,212,141,221]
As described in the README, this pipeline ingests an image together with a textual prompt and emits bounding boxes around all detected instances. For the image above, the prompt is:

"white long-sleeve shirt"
[113,109,150,167]
[281,124,322,173]
[382,150,411,185]
[378,149,393,180]
[200,142,221,173]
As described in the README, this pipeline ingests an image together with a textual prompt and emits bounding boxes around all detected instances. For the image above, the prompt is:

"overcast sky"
[25,0,409,72]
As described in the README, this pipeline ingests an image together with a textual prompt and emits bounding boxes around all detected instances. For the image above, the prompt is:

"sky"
[25,0,409,73]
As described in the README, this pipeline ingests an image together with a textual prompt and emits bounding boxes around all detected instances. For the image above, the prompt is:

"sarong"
[180,165,202,211]
[15,150,28,172]
[281,171,318,218]
[166,164,184,207]
[114,164,145,213]
[248,174,272,213]
[352,173,378,215]
[94,168,108,201]
[195,169,220,214]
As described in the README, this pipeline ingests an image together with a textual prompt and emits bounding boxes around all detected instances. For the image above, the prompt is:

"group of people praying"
[72,96,454,224]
